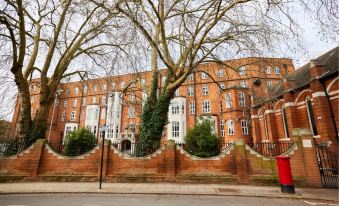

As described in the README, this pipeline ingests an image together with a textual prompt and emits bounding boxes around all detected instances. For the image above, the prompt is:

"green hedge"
[184,118,219,157]
[64,128,97,156]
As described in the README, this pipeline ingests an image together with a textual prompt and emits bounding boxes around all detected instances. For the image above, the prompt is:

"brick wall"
[0,135,323,187]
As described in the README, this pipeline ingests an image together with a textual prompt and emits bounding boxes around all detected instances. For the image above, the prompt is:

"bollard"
[275,156,295,194]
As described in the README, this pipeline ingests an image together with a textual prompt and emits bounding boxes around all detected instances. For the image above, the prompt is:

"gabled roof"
[254,46,338,107]
[273,47,339,96]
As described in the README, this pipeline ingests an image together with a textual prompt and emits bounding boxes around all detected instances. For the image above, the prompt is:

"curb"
[0,191,337,203]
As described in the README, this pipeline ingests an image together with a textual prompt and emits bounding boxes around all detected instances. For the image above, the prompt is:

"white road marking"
[304,201,338,206]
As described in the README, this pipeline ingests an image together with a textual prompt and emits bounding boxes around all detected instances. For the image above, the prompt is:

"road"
[0,194,337,206]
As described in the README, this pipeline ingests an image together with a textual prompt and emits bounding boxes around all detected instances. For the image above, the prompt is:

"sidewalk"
[0,182,337,202]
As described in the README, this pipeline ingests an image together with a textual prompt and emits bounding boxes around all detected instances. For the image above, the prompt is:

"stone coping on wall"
[45,143,100,160]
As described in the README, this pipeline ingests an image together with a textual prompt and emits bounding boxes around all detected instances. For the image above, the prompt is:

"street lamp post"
[99,126,106,189]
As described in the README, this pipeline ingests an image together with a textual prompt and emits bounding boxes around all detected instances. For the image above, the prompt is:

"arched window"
[281,107,289,139]
[306,98,318,136]
[263,112,269,140]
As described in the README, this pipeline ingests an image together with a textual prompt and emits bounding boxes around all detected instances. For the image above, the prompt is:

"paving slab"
[0,182,337,202]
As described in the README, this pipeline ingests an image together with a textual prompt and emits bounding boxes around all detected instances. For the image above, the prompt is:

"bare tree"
[105,0,337,154]
[0,0,129,142]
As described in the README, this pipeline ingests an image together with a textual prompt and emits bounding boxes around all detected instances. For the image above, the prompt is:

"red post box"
[275,156,295,194]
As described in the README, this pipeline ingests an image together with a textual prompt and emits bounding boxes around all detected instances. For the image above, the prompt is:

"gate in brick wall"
[314,142,338,188]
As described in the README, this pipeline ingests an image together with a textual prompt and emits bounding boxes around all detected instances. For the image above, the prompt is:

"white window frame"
[62,112,66,121]
[225,93,232,108]
[264,113,269,140]
[241,120,249,135]
[220,120,225,137]
[189,102,195,114]
[82,98,87,106]
[120,81,125,89]
[220,83,225,90]
[74,87,79,95]
[188,74,194,81]
[83,86,88,93]
[274,66,280,74]
[161,76,167,84]
[187,86,194,96]
[63,100,67,108]
[202,100,211,113]
[130,93,135,102]
[72,99,77,108]
[201,72,208,80]
[227,120,234,135]
[282,107,289,139]
[111,82,116,90]
[127,106,135,118]
[218,69,224,77]
[202,84,208,95]
[141,79,146,86]
[171,103,180,114]
[92,96,97,104]
[66,88,70,95]
[70,111,76,121]
[239,66,246,75]
[174,88,180,97]
[171,121,180,138]
[93,84,98,92]
[267,80,273,88]
[239,92,245,107]
[101,96,106,105]
[265,66,271,74]
[240,80,247,88]
[103,84,107,91]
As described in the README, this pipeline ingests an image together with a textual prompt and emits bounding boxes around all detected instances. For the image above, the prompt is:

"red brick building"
[11,57,295,150]
[251,47,338,150]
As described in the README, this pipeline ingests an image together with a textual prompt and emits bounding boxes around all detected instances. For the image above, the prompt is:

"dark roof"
[254,46,338,106]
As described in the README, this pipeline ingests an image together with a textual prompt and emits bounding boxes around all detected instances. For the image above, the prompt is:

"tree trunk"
[32,98,53,142]
[18,89,33,144]
[13,73,33,145]
[136,89,174,156]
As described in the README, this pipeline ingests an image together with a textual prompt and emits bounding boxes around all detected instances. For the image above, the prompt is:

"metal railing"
[177,141,233,155]
[0,138,29,156]
[47,140,65,154]
[112,141,162,157]
[250,141,294,157]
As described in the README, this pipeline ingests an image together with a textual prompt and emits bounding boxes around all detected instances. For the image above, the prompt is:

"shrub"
[64,128,97,156]
[184,118,220,157]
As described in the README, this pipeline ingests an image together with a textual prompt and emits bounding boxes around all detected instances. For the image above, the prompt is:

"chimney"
[283,77,294,92]
[309,59,326,79]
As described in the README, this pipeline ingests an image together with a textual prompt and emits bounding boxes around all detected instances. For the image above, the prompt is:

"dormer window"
[187,74,194,81]
[274,66,280,74]
[74,87,79,95]
[265,66,271,74]
[201,72,208,80]
[239,66,246,75]
[217,69,224,78]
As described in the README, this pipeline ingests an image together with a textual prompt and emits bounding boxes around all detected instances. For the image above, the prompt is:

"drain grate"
[217,188,238,193]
